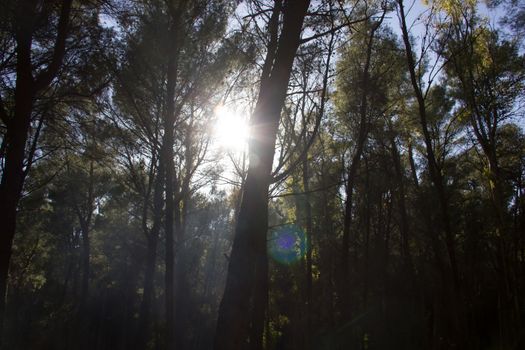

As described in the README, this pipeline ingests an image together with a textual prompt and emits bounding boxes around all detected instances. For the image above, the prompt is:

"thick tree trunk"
[0,1,72,342]
[249,253,268,350]
[0,89,34,343]
[0,13,36,339]
[214,1,310,349]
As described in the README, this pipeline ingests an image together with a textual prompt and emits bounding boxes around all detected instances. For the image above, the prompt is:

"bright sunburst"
[213,104,249,151]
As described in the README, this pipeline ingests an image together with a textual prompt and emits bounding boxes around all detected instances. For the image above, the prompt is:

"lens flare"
[213,104,249,151]
[268,225,307,265]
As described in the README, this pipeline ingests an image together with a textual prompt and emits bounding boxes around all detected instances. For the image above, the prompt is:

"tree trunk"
[162,3,185,348]
[388,126,414,276]
[0,18,36,340]
[164,110,176,350]
[397,0,459,292]
[136,163,164,350]
[214,1,311,349]
[136,235,158,348]
[172,195,185,350]
[397,0,463,346]
[249,252,268,350]
[0,0,72,341]
[173,121,196,350]
[0,86,34,344]
[80,222,91,309]
[362,157,371,309]
[302,158,313,349]
[407,140,419,188]
[79,161,95,309]
[340,16,383,322]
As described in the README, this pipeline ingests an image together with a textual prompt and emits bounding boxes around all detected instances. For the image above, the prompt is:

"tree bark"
[214,1,311,349]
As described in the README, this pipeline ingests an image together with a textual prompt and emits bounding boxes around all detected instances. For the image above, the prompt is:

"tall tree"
[335,5,386,323]
[395,2,468,347]
[0,0,115,339]
[444,16,525,346]
[215,1,311,348]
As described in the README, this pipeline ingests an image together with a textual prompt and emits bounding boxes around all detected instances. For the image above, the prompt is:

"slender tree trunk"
[173,187,194,350]
[162,3,186,348]
[340,15,384,322]
[407,140,419,188]
[214,1,311,348]
[80,222,91,308]
[172,195,185,350]
[397,0,459,292]
[397,1,464,346]
[464,86,519,346]
[302,158,313,349]
[382,191,393,341]
[136,236,158,347]
[164,80,176,350]
[318,155,334,329]
[136,162,164,350]
[453,43,514,338]
[79,161,94,309]
[388,127,414,276]
[362,157,371,309]
[173,121,196,350]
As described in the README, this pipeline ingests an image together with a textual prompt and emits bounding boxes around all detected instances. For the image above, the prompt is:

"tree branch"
[34,0,73,91]
[298,15,370,45]
[272,30,335,183]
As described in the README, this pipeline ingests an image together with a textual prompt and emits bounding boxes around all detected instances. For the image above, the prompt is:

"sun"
[213,104,249,151]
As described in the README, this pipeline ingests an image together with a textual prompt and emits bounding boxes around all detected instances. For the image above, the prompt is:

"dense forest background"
[1,0,524,349]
